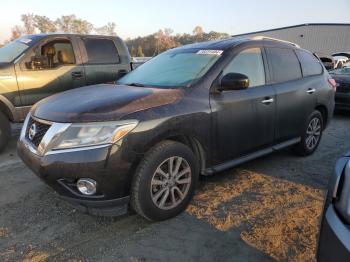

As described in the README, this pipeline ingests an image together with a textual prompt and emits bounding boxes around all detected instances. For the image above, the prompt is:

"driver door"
[15,36,86,106]
[210,47,276,164]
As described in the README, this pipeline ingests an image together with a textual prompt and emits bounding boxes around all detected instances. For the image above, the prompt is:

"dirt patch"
[187,169,325,261]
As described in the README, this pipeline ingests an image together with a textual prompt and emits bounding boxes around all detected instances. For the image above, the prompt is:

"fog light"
[77,178,97,195]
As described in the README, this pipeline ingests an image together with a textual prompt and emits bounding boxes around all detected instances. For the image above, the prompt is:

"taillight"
[328,78,337,91]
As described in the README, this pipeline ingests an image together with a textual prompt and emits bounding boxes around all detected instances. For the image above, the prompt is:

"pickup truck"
[0,33,132,151]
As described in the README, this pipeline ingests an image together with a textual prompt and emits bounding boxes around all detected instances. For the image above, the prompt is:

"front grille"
[25,117,51,147]
[337,82,350,93]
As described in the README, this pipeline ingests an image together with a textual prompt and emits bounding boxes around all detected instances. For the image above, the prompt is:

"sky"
[1,0,350,42]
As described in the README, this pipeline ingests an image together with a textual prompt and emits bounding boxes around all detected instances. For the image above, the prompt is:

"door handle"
[307,88,316,94]
[71,71,83,79]
[261,98,274,104]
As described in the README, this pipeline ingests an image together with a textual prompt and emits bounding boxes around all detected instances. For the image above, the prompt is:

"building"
[233,23,350,56]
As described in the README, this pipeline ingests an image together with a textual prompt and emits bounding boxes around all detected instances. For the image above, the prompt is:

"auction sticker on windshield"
[18,38,32,44]
[196,50,223,56]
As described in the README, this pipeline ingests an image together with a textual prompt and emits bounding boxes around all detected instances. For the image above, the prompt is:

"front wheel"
[131,140,199,221]
[294,110,323,156]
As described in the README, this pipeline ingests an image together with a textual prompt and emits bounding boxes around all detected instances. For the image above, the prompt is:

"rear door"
[78,37,124,85]
[210,47,276,163]
[265,47,316,142]
[16,36,86,106]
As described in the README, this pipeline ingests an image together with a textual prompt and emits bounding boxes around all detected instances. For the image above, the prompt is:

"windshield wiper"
[125,82,145,87]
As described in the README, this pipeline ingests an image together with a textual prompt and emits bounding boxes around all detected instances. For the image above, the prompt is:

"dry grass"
[23,249,50,262]
[0,227,9,238]
[187,169,325,261]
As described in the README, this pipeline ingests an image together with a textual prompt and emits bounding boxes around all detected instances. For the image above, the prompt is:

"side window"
[24,39,75,70]
[296,50,323,76]
[223,48,265,87]
[266,47,302,83]
[83,38,120,64]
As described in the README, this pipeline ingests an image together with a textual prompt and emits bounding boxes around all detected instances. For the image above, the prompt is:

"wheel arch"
[165,134,207,175]
[0,95,16,121]
[315,104,328,129]
[138,132,208,176]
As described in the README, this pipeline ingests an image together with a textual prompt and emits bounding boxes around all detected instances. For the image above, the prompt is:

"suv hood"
[31,84,182,123]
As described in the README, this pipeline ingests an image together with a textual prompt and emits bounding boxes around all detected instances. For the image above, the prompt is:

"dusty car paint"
[31,84,183,123]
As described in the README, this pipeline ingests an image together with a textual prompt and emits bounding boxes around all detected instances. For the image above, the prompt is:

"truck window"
[83,38,120,64]
[223,48,265,87]
[266,47,302,83]
[296,50,323,76]
[24,39,76,70]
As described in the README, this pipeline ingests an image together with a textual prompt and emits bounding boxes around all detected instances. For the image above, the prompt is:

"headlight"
[51,120,138,150]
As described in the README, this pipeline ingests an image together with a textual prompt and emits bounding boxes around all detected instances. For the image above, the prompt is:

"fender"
[0,95,30,122]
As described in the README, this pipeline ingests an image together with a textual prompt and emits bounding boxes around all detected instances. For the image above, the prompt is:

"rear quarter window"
[296,50,323,76]
[266,47,302,83]
[83,38,120,64]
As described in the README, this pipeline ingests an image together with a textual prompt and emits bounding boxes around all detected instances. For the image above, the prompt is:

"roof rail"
[251,36,300,48]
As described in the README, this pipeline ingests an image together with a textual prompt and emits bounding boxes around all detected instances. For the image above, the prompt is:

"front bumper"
[317,205,350,262]
[335,92,350,110]
[17,137,135,216]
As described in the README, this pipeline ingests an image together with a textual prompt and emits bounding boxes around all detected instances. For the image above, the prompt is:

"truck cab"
[0,33,131,151]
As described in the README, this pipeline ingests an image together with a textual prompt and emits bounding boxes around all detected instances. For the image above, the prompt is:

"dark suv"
[18,37,335,221]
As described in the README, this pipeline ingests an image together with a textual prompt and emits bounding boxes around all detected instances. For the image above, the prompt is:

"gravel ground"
[1,113,350,262]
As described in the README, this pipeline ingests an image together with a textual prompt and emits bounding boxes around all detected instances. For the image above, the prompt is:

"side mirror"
[219,73,249,91]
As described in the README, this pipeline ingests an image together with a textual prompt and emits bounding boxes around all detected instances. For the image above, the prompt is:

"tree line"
[5,13,116,43]
[1,14,230,56]
[127,26,229,57]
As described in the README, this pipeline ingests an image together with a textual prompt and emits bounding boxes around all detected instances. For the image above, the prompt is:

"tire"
[294,110,323,156]
[0,111,11,153]
[131,140,199,221]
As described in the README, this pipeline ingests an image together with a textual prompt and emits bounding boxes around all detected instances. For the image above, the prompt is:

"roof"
[173,36,299,52]
[24,33,120,39]
[233,23,350,37]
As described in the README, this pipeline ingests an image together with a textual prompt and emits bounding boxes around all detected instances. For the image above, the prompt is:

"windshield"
[0,40,31,63]
[118,49,222,88]
[330,67,350,75]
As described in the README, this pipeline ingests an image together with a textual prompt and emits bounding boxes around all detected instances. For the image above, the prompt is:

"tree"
[137,45,144,57]
[34,15,57,33]
[55,15,74,33]
[125,27,229,57]
[193,26,204,36]
[21,14,36,34]
[55,15,93,34]
[154,28,178,54]
[95,22,117,36]
[71,18,93,34]
[130,46,136,57]
[10,25,23,40]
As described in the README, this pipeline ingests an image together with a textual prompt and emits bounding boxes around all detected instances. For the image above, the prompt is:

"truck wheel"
[294,110,323,156]
[0,111,11,152]
[131,140,199,221]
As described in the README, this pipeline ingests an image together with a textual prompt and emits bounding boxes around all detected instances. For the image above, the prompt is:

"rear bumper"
[317,205,350,262]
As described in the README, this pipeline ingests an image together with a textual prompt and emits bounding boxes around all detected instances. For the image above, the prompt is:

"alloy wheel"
[306,117,322,150]
[150,156,192,210]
